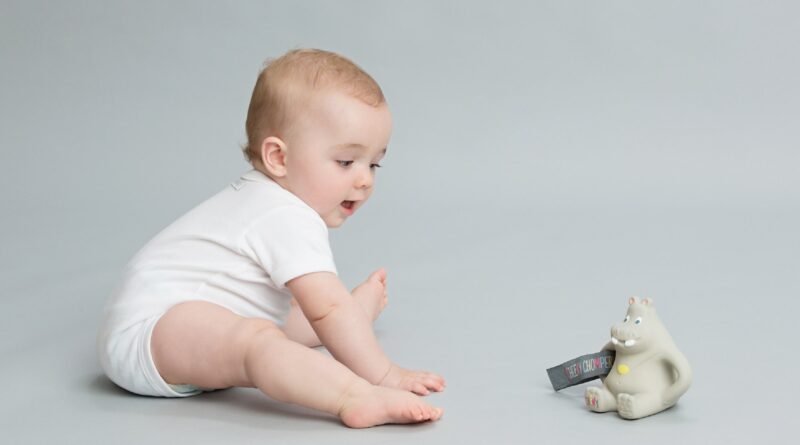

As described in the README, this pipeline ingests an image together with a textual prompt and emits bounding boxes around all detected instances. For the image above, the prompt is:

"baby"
[97,49,445,428]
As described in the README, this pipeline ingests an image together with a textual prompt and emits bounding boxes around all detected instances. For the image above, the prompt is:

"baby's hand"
[379,364,446,396]
[351,268,388,321]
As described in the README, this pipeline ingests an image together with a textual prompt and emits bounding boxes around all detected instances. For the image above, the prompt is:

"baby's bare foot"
[339,383,443,428]
[351,268,388,321]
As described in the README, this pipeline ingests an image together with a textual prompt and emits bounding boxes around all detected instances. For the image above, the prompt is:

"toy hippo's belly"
[605,355,674,396]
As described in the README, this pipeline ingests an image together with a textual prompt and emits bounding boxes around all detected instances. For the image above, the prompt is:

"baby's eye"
[337,160,354,167]
[623,315,630,323]
[370,163,382,170]
[634,317,642,325]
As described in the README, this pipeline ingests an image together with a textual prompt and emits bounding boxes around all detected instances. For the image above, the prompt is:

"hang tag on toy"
[547,350,616,391]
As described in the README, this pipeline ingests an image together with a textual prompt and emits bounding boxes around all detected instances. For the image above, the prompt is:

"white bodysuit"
[97,169,337,397]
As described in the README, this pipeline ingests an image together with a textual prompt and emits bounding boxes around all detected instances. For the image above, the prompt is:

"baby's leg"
[283,268,388,347]
[151,301,440,428]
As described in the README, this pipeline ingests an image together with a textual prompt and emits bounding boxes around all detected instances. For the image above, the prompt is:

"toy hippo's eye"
[634,317,642,325]
[623,315,630,323]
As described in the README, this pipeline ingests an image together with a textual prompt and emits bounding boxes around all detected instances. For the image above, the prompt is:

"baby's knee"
[232,318,285,350]
[232,319,289,373]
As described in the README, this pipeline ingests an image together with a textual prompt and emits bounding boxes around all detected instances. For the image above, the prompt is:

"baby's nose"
[355,169,373,188]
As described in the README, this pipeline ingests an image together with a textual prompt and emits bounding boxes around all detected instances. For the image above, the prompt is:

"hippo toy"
[585,297,692,419]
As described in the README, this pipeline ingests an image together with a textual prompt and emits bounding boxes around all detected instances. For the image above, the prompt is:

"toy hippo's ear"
[642,297,654,306]
[629,296,639,305]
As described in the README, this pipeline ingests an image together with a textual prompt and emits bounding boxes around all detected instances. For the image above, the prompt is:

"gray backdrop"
[2,1,798,443]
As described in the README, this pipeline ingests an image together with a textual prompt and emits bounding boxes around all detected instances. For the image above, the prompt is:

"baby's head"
[243,49,391,228]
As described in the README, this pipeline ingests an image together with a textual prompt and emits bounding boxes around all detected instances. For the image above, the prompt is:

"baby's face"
[282,91,392,228]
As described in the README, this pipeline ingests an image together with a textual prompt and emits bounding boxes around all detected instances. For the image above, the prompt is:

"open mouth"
[340,200,358,215]
[611,337,637,348]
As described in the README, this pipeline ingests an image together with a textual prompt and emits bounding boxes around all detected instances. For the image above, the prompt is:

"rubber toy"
[585,297,692,419]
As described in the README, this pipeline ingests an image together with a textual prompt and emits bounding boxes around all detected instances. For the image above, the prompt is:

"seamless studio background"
[1,1,797,443]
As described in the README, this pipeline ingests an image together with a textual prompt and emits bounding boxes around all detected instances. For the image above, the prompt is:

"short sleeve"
[241,205,337,288]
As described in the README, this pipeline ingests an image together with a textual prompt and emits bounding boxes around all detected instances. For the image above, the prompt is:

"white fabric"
[97,169,337,396]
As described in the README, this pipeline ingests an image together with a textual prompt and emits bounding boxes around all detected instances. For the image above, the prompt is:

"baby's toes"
[421,405,438,420]
[408,403,428,421]
[369,268,387,285]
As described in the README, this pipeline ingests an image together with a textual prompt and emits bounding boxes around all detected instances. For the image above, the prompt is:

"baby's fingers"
[410,382,430,396]
[413,371,445,392]
[408,372,445,395]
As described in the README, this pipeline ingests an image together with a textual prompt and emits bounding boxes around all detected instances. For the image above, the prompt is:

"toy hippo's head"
[610,297,669,353]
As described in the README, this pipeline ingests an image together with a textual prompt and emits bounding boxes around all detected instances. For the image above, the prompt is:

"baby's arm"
[287,272,444,395]
[282,268,388,348]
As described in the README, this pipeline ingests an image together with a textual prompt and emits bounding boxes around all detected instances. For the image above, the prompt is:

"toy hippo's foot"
[617,392,666,420]
[617,393,638,419]
[585,387,616,413]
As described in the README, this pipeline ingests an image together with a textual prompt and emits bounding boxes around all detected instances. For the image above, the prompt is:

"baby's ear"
[642,297,655,306]
[628,296,639,305]
[260,136,288,177]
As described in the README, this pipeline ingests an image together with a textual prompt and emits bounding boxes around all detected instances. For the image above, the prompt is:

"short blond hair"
[243,48,386,164]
